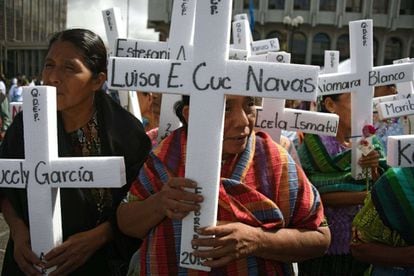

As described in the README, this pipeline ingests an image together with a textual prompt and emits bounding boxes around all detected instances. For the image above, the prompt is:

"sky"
[67,0,158,45]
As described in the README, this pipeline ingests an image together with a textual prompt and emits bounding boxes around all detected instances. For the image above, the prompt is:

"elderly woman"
[297,93,387,275]
[118,95,330,275]
[0,29,151,275]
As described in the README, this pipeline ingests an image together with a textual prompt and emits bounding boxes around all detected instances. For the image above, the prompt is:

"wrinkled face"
[222,95,256,158]
[42,40,103,113]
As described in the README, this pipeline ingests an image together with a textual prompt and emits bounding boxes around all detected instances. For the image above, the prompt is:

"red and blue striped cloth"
[129,127,324,275]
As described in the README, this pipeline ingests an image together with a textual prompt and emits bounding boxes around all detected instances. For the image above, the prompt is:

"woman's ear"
[92,72,107,92]
[323,97,336,114]
[182,105,189,125]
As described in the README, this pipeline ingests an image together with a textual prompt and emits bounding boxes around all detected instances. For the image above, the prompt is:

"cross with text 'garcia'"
[0,86,126,275]
[108,0,319,271]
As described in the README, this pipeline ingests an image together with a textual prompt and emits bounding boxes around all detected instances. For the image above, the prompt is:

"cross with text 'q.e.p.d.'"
[374,58,414,120]
[318,19,414,179]
[102,7,142,120]
[107,0,319,271]
[0,86,126,275]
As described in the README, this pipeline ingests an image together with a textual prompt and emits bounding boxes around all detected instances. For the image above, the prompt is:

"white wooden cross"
[107,0,319,271]
[374,58,414,120]
[232,15,339,142]
[0,86,126,274]
[317,20,414,179]
[102,7,142,120]
[387,134,414,167]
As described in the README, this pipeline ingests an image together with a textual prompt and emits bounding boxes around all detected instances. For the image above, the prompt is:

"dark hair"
[174,95,190,125]
[47,28,107,77]
[318,93,343,113]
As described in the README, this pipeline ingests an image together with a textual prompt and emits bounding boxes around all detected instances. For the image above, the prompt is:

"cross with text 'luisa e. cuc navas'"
[0,87,126,275]
[107,0,319,271]
[318,19,414,179]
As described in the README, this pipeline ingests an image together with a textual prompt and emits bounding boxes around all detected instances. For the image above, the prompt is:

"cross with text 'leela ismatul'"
[318,20,414,179]
[107,0,319,271]
[0,86,126,274]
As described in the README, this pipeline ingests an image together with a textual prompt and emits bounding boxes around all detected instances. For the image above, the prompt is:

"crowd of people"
[0,28,413,276]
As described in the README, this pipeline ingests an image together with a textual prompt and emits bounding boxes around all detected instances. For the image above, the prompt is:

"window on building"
[411,42,414,57]
[268,0,285,10]
[320,0,336,11]
[294,0,310,10]
[244,0,259,9]
[384,37,402,65]
[312,33,330,66]
[373,0,388,14]
[252,30,261,41]
[346,0,362,12]
[291,32,307,64]
[336,34,350,61]
[400,0,414,15]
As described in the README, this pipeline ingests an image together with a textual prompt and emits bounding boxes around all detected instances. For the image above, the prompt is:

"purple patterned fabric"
[318,135,349,156]
[317,135,360,255]
[324,205,361,254]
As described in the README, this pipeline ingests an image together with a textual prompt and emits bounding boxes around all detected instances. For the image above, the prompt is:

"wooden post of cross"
[107,0,320,271]
[157,0,195,141]
[0,86,126,275]
[102,7,142,120]
[318,19,414,179]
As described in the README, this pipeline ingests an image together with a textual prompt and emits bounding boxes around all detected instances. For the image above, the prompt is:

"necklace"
[70,112,111,224]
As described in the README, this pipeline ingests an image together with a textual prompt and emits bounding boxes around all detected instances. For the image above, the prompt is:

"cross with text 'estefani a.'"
[318,20,414,179]
[0,86,125,275]
[107,0,319,271]
[104,1,195,142]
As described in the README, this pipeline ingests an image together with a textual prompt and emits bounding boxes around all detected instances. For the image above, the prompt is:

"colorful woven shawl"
[298,134,368,193]
[352,168,414,275]
[354,167,414,246]
[129,128,324,275]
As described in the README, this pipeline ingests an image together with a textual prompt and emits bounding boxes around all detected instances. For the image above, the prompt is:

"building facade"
[0,0,67,79]
[147,0,414,66]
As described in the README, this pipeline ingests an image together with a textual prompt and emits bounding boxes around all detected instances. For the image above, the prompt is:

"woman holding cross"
[118,95,330,275]
[0,29,151,275]
[297,92,387,275]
